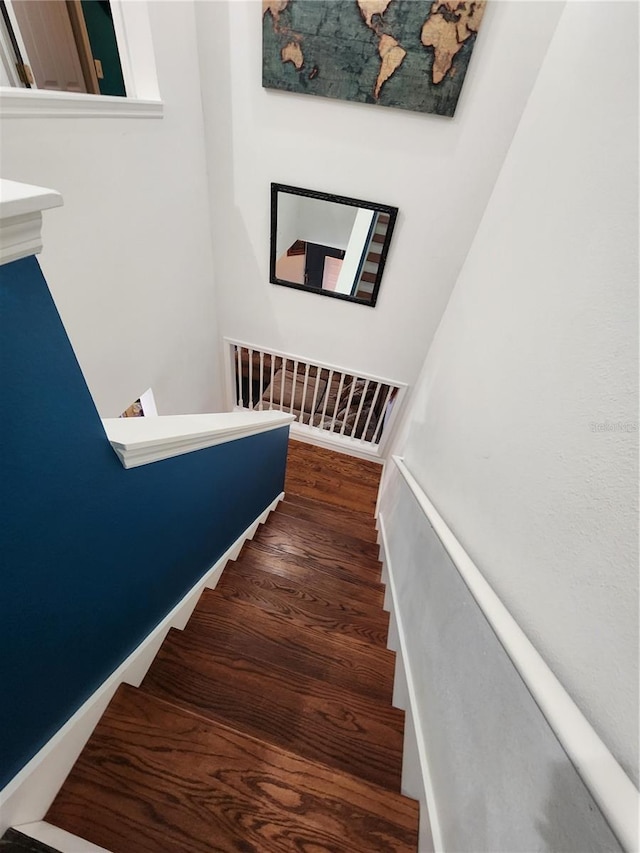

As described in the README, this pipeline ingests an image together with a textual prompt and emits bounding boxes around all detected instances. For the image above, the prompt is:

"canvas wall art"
[263,0,486,117]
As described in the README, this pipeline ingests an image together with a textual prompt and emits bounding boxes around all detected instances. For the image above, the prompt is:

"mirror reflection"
[270,184,397,307]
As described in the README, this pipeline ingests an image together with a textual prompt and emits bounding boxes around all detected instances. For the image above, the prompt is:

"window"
[0,0,161,117]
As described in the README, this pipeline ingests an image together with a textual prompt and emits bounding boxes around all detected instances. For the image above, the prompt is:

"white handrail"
[393,455,640,853]
[103,411,294,469]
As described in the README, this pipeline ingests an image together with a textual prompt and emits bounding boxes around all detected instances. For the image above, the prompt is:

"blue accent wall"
[0,256,289,788]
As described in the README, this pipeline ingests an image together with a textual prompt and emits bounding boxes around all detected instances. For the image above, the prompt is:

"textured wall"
[0,256,289,787]
[380,467,623,853]
[397,0,638,788]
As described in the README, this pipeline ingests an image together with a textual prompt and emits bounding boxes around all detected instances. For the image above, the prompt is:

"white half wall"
[0,2,221,418]
[391,0,639,796]
[195,0,565,387]
[378,465,626,853]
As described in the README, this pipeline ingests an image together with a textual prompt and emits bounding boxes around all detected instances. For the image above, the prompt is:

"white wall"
[0,2,221,417]
[393,0,638,796]
[296,196,357,251]
[336,208,374,295]
[274,191,300,258]
[195,0,564,388]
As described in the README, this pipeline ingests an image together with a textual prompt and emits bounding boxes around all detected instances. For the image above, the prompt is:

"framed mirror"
[270,183,398,307]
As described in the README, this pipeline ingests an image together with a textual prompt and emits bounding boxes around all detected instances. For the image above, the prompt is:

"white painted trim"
[0,87,163,118]
[15,822,112,853]
[392,455,640,853]
[377,511,441,853]
[0,0,162,117]
[288,422,384,463]
[102,411,295,469]
[0,179,62,264]
[0,492,284,834]
[139,387,158,417]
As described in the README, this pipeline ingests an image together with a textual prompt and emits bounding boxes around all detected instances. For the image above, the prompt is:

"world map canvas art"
[263,0,487,117]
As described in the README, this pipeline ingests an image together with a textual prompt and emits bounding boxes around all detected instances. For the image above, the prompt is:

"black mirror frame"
[269,183,398,308]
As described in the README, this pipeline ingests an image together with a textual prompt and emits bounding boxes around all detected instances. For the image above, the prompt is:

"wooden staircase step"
[140,627,404,790]
[210,564,389,647]
[245,536,383,589]
[47,686,418,853]
[252,511,381,574]
[285,441,381,514]
[360,271,377,284]
[279,494,379,542]
[240,541,384,608]
[372,232,385,244]
[180,595,395,704]
[271,505,380,560]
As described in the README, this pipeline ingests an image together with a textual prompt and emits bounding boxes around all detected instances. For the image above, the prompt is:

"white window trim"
[0,0,162,119]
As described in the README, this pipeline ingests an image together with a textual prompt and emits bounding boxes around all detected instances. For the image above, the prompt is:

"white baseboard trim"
[288,424,384,463]
[377,511,442,853]
[390,456,640,853]
[14,822,112,853]
[0,492,284,835]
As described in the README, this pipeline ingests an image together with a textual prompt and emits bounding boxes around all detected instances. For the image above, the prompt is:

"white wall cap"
[0,179,63,265]
[102,410,295,468]
[0,179,63,220]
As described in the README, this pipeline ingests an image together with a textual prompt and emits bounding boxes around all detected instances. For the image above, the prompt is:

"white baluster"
[269,353,276,410]
[279,358,287,411]
[372,384,395,445]
[290,359,299,417]
[309,366,322,428]
[360,381,383,443]
[339,374,358,436]
[248,348,254,410]
[329,372,346,434]
[236,346,243,408]
[318,369,334,429]
[299,363,310,424]
[350,378,371,438]
[258,350,265,411]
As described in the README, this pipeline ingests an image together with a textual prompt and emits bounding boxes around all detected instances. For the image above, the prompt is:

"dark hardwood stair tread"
[245,537,382,591]
[211,566,389,647]
[247,530,382,590]
[141,626,404,790]
[239,541,384,608]
[180,595,395,703]
[277,497,379,543]
[46,686,418,853]
[260,510,381,567]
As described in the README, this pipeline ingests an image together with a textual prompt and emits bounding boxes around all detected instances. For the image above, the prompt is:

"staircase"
[35,441,419,851]
[354,212,390,300]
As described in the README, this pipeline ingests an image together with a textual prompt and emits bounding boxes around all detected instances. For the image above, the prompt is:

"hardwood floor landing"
[45,440,418,851]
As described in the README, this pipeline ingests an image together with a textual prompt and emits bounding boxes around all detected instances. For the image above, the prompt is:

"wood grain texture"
[45,441,418,850]
[254,510,381,572]
[47,687,418,853]
[285,440,382,515]
[180,596,395,703]
[240,541,385,608]
[276,496,379,544]
[209,565,390,647]
[141,628,404,789]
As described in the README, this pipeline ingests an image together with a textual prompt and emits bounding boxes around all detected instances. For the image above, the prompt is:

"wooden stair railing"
[38,441,419,851]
